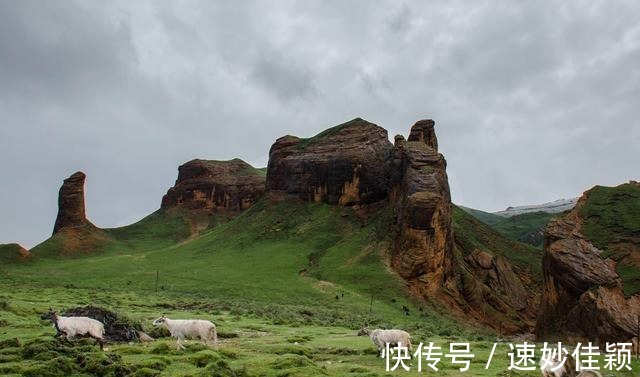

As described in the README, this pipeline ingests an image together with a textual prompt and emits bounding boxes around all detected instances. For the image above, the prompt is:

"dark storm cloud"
[1,0,639,248]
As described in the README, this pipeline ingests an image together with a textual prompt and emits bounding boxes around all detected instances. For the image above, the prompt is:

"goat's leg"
[96,337,104,351]
[63,335,74,347]
[176,336,186,350]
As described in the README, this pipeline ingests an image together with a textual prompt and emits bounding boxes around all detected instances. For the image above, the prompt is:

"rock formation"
[265,118,455,292]
[53,171,93,234]
[266,118,393,205]
[161,158,265,213]
[536,184,640,343]
[389,120,455,295]
[266,118,537,331]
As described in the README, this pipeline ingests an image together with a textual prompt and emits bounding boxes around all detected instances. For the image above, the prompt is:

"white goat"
[41,309,105,350]
[539,353,603,377]
[152,315,217,350]
[358,326,412,356]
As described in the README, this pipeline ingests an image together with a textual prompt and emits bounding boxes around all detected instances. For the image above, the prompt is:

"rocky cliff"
[266,118,392,205]
[162,158,265,213]
[389,120,455,295]
[161,158,266,233]
[536,182,640,343]
[53,171,94,234]
[266,118,538,331]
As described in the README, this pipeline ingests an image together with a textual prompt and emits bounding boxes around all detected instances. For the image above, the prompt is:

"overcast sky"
[1,0,639,248]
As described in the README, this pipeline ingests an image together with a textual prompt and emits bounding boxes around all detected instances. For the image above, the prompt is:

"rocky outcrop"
[465,250,529,312]
[265,118,454,289]
[265,118,537,332]
[0,243,31,262]
[536,185,640,343]
[266,118,393,205]
[389,120,455,295]
[265,118,456,293]
[53,172,93,234]
[161,158,265,213]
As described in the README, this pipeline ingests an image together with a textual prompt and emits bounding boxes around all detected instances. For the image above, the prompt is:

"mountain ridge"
[7,117,541,334]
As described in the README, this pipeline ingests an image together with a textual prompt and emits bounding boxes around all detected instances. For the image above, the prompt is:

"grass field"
[1,198,638,376]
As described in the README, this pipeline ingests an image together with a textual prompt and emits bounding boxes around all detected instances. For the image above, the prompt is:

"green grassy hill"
[1,197,637,376]
[453,206,542,277]
[490,211,556,247]
[0,243,30,263]
[4,199,463,332]
[459,206,556,248]
[579,183,640,297]
[457,206,503,226]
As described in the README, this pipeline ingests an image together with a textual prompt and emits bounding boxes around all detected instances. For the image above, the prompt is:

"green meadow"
[0,199,637,376]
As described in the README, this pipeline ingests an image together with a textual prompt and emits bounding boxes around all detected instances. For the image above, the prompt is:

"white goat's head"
[152,315,168,326]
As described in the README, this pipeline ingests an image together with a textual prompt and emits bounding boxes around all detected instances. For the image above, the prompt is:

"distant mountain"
[494,198,578,217]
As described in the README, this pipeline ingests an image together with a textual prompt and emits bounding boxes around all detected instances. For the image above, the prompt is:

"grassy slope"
[0,244,29,263]
[579,183,640,297]
[490,212,556,247]
[459,206,555,248]
[1,200,636,376]
[457,206,504,226]
[295,118,369,150]
[452,205,543,278]
[3,199,470,333]
[6,287,635,377]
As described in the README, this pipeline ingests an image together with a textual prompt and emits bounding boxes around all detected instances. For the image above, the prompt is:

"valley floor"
[0,285,638,377]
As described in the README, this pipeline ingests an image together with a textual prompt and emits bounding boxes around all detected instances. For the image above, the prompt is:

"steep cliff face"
[536,182,640,343]
[266,118,393,205]
[161,158,266,234]
[389,120,455,295]
[162,158,265,213]
[53,171,94,234]
[266,118,538,332]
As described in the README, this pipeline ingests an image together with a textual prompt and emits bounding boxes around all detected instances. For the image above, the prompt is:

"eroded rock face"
[389,120,455,294]
[465,250,529,310]
[265,118,535,331]
[161,159,266,213]
[266,118,393,205]
[536,191,640,343]
[266,118,455,293]
[53,172,92,234]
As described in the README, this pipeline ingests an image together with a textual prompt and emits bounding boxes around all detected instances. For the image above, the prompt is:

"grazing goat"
[41,309,105,350]
[539,353,603,377]
[152,315,217,350]
[357,326,412,357]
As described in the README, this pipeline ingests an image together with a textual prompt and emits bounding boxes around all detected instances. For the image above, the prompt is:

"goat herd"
[40,310,603,377]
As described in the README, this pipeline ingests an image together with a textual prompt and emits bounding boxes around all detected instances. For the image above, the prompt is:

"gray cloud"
[250,52,317,102]
[1,0,639,248]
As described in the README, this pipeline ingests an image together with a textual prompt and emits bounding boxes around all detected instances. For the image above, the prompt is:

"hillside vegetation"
[460,207,555,248]
[579,183,640,297]
[452,206,542,278]
[2,197,637,375]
